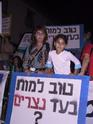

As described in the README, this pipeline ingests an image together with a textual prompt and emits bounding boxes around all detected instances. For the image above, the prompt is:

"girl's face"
[35,30,45,44]
[54,38,66,54]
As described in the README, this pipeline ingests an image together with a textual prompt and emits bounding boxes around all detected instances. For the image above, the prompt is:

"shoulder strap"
[29,45,44,63]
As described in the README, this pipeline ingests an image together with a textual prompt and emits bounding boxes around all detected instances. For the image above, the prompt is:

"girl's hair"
[31,25,48,47]
[53,34,68,49]
[54,34,68,44]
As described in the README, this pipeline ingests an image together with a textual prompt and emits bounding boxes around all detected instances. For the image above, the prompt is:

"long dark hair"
[29,25,48,52]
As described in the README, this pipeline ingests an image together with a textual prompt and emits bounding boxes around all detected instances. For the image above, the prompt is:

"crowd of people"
[0,25,93,78]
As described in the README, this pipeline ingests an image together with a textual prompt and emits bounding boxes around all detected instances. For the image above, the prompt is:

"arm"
[45,52,54,74]
[69,52,81,75]
[79,54,89,75]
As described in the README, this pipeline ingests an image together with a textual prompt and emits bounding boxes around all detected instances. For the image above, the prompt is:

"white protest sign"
[86,81,93,124]
[46,25,83,49]
[5,73,89,124]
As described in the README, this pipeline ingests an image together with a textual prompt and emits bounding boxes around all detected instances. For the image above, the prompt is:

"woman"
[23,25,50,72]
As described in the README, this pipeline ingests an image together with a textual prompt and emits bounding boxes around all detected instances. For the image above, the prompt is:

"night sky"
[22,0,93,31]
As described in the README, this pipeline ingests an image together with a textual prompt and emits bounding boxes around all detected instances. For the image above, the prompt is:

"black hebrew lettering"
[49,82,57,94]
[16,79,28,91]
[64,28,68,33]
[63,83,73,96]
[64,27,77,33]
[16,79,44,93]
[68,101,77,115]
[59,100,69,113]
[57,28,61,33]
[50,99,59,112]
[67,34,79,40]
[50,98,77,115]
[74,34,80,40]
[28,80,36,92]
[49,82,73,96]
[86,100,93,117]
[46,28,61,34]
[58,82,63,95]
[37,79,44,93]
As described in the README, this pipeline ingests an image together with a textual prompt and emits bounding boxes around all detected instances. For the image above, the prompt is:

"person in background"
[10,56,23,72]
[45,34,81,75]
[84,31,92,44]
[80,32,93,77]
[23,25,50,72]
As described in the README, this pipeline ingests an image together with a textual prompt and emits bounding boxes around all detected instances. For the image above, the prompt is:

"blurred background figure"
[80,31,93,77]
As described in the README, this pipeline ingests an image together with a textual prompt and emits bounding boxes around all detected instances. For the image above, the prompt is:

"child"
[46,34,81,75]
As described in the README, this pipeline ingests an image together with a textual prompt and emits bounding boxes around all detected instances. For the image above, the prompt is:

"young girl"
[23,25,50,72]
[46,34,81,75]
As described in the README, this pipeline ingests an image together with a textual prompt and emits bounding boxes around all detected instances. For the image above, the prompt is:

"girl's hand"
[78,72,84,76]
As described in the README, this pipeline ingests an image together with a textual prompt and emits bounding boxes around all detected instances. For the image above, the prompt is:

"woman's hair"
[31,25,48,47]
[53,34,68,49]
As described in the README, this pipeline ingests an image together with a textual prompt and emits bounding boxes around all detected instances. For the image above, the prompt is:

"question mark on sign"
[34,111,42,124]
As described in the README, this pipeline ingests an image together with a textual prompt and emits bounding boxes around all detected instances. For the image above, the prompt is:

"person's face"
[85,32,91,40]
[35,30,45,44]
[54,38,66,54]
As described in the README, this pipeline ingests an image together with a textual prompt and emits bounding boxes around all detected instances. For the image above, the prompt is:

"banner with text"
[86,81,93,124]
[5,73,89,124]
[46,25,84,49]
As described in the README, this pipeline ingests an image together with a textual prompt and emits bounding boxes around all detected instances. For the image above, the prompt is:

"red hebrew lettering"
[31,97,39,109]
[14,94,24,106]
[39,98,46,110]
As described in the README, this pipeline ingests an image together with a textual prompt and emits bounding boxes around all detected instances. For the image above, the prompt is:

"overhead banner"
[86,81,93,124]
[5,73,89,124]
[0,71,9,118]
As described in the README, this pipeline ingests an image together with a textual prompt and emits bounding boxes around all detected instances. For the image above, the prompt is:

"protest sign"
[5,73,89,124]
[86,81,93,124]
[46,25,84,49]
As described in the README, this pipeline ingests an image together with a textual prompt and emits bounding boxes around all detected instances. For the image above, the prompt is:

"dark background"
[2,0,93,44]
[21,0,93,31]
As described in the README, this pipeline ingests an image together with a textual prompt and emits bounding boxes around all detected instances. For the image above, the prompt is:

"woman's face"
[35,30,45,44]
